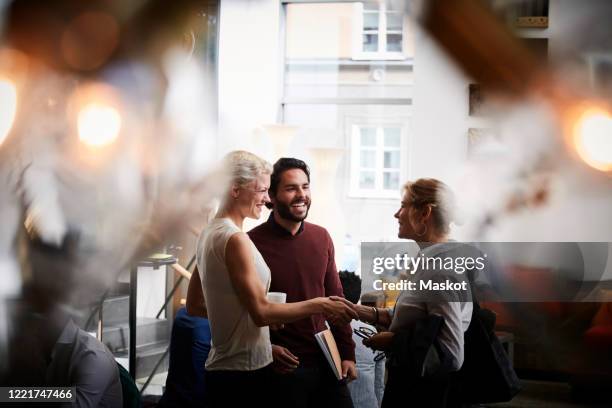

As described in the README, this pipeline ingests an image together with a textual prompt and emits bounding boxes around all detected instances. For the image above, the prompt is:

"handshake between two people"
[315,297,395,352]
[322,295,359,325]
[269,295,358,331]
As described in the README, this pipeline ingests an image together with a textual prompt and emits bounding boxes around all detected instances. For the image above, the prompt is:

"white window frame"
[352,1,406,61]
[348,118,410,198]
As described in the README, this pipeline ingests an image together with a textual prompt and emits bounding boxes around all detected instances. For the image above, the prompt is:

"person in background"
[46,314,123,407]
[158,307,211,408]
[339,271,385,408]
[192,151,356,407]
[353,178,473,408]
[248,157,357,408]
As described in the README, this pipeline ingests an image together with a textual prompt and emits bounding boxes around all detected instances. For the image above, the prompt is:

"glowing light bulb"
[573,109,612,172]
[77,103,121,147]
[0,78,17,146]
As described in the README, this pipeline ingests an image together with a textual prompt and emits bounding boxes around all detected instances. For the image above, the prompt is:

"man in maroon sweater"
[248,158,356,408]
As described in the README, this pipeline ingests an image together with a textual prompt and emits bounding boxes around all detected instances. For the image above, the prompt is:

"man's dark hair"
[266,158,310,209]
[339,271,361,304]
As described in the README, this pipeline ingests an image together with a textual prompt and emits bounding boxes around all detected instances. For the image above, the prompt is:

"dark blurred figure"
[2,232,123,407]
[47,318,123,407]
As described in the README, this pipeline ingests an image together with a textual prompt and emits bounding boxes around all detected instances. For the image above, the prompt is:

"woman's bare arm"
[225,233,356,327]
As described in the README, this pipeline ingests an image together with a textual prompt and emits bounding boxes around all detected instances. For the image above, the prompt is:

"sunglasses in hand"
[353,326,386,362]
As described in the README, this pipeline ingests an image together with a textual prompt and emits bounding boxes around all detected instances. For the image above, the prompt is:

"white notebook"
[315,329,343,380]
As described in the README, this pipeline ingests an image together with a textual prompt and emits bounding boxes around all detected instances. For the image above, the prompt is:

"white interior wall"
[409,25,470,185]
[217,0,282,155]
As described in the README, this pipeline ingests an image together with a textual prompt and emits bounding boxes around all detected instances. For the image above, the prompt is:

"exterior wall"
[286,3,355,59]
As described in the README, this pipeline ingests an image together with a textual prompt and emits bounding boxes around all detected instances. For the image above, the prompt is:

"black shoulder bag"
[453,296,522,403]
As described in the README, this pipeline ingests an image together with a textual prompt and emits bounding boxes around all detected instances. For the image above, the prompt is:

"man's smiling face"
[272,168,311,222]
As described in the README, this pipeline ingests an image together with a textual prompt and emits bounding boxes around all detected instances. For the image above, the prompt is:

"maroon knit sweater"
[248,213,356,365]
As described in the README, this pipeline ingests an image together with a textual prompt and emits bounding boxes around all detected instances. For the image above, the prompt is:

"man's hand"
[271,345,299,374]
[341,360,358,382]
[363,331,394,351]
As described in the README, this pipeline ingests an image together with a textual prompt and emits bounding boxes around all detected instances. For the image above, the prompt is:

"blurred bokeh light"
[573,108,612,173]
[77,103,121,147]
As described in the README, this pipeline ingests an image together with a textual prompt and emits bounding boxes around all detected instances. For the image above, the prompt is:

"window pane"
[384,128,401,147]
[360,150,376,168]
[383,171,400,190]
[360,127,377,146]
[386,34,402,52]
[386,13,403,31]
[359,171,376,189]
[364,12,379,31]
[363,34,378,52]
[384,151,400,168]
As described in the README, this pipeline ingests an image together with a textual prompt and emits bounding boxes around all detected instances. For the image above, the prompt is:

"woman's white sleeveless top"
[196,218,272,371]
